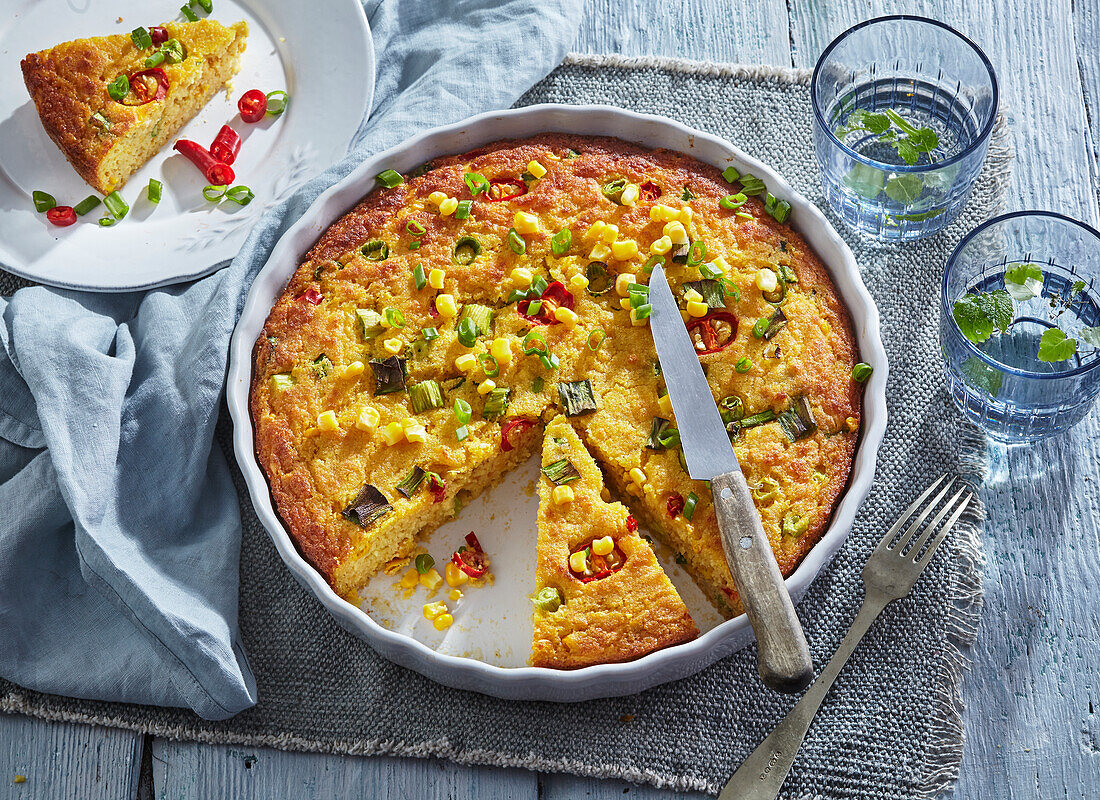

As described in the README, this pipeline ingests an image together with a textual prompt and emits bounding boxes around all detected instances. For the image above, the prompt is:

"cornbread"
[21,19,248,194]
[250,134,861,642]
[532,416,697,668]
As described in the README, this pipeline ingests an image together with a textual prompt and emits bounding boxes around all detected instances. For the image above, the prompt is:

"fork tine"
[905,485,969,558]
[916,492,973,567]
[893,477,956,553]
[876,474,949,553]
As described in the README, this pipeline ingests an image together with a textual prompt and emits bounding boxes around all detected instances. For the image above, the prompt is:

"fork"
[719,475,975,800]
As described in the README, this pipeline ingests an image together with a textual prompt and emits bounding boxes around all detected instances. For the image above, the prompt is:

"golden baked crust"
[250,133,861,622]
[21,19,247,194]
[532,416,697,668]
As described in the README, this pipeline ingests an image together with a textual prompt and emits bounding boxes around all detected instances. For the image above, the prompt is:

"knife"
[648,265,813,693]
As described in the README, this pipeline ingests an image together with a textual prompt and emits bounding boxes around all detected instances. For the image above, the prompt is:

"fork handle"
[718,590,890,800]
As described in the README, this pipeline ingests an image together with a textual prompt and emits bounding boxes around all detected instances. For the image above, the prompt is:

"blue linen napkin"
[0,0,583,721]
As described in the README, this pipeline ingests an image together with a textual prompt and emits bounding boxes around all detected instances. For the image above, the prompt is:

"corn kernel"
[687,300,710,318]
[455,353,478,372]
[445,561,469,587]
[526,159,547,178]
[477,379,496,395]
[592,535,614,556]
[510,266,533,286]
[589,243,611,261]
[587,220,608,240]
[436,294,458,318]
[683,287,703,303]
[428,268,446,289]
[448,588,463,602]
[420,567,443,591]
[569,550,588,572]
[620,183,640,206]
[563,632,581,650]
[356,406,380,431]
[615,273,637,297]
[316,410,339,431]
[664,221,688,244]
[601,223,619,244]
[428,191,447,206]
[431,609,451,628]
[400,568,419,589]
[401,416,419,430]
[619,298,633,310]
[381,421,405,445]
[383,337,403,354]
[439,197,459,216]
[650,235,673,254]
[342,360,365,378]
[611,239,639,260]
[630,307,649,327]
[658,393,673,415]
[679,206,693,224]
[490,337,512,365]
[756,268,778,293]
[423,601,447,620]
[552,484,575,505]
[629,467,646,486]
[404,425,427,443]
[711,256,730,275]
[650,204,677,222]
[554,307,579,328]
[569,274,590,292]
[513,211,540,234]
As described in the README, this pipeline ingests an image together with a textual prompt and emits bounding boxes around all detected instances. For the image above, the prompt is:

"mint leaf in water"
[1037,328,1078,362]
[960,356,1003,398]
[885,173,923,204]
[862,112,891,135]
[1080,326,1100,348]
[843,163,885,200]
[952,290,1014,344]
[894,140,920,166]
[1003,263,1045,301]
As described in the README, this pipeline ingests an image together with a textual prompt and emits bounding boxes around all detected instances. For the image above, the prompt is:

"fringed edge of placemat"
[563,51,810,84]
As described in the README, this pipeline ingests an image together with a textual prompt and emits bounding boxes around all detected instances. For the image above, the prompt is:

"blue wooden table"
[4,0,1099,796]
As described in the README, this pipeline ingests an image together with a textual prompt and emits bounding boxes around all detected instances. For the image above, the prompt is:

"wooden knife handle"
[710,469,813,693]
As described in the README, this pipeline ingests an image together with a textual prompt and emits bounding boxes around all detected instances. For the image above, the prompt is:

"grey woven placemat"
[0,54,1006,797]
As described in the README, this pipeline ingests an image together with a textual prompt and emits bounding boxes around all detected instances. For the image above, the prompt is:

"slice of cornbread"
[531,416,698,669]
[21,19,248,194]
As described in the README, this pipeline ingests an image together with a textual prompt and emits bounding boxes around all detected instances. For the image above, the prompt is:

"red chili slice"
[572,541,627,583]
[46,206,76,227]
[119,68,168,106]
[626,515,638,533]
[685,310,738,355]
[666,493,685,518]
[452,532,489,578]
[149,26,169,45]
[427,472,446,503]
[500,417,535,451]
[517,280,574,325]
[295,286,322,305]
[238,89,268,123]
[173,139,235,185]
[485,177,526,202]
[209,124,242,165]
[640,181,662,201]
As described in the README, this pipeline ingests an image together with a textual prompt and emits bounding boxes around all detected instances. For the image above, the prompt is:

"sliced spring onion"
[455,199,472,219]
[311,354,333,378]
[453,236,480,265]
[369,356,406,395]
[683,492,699,521]
[526,300,543,317]
[456,425,469,442]
[262,90,288,115]
[720,192,748,211]
[753,317,769,339]
[397,468,426,498]
[160,38,185,65]
[558,379,597,417]
[508,228,526,255]
[762,307,788,340]
[633,303,653,320]
[478,353,499,377]
[721,165,741,184]
[532,376,545,393]
[454,398,472,424]
[852,362,873,382]
[647,417,672,450]
[601,177,627,202]
[551,228,572,256]
[147,178,163,204]
[203,184,227,201]
[144,51,166,69]
[180,5,199,21]
[530,275,548,296]
[458,303,494,338]
[131,27,153,49]
[32,191,56,213]
[585,261,612,295]
[777,396,817,442]
[342,483,392,527]
[103,191,128,219]
[587,328,606,351]
[532,586,563,612]
[720,276,741,301]
[73,195,101,216]
[361,239,389,261]
[98,216,118,227]
[413,262,427,290]
[382,307,404,329]
[457,317,478,347]
[670,242,690,264]
[683,279,724,309]
[681,186,695,201]
[522,330,549,356]
[107,74,130,102]
[736,211,754,221]
[193,0,213,12]
[414,551,434,572]
[699,261,723,280]
[719,395,744,424]
[90,111,112,131]
[482,386,511,420]
[464,172,489,195]
[409,379,443,412]
[642,255,665,274]
[738,174,766,196]
[406,219,426,236]
[539,352,559,371]
[408,241,421,251]
[225,185,253,206]
[542,458,581,485]
[357,309,385,339]
[778,264,798,284]
[735,357,752,373]
[738,409,776,429]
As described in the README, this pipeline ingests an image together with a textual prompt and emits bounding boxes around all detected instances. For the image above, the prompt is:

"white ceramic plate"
[226,105,889,701]
[0,0,372,291]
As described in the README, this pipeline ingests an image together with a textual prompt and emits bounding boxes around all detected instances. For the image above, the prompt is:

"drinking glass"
[940,212,1100,442]
[811,16,999,241]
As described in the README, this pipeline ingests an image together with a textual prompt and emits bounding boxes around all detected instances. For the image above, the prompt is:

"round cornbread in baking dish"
[250,133,862,646]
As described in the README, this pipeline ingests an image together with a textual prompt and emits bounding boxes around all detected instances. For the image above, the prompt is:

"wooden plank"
[1074,0,1100,203]
[151,739,538,800]
[0,714,142,800]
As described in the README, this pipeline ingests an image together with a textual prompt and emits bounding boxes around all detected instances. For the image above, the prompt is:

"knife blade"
[649,265,812,693]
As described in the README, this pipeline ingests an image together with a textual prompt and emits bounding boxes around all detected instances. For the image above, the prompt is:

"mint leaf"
[952,290,1014,344]
[843,163,885,200]
[1071,280,1086,298]
[863,112,891,134]
[913,128,939,151]
[960,356,1003,398]
[1080,326,1100,347]
[987,290,1015,333]
[885,173,923,204]
[894,140,919,166]
[1037,328,1078,362]
[1003,263,1044,301]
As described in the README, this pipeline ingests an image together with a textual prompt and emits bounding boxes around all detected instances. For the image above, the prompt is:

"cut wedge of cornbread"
[21,19,248,194]
[530,416,698,668]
